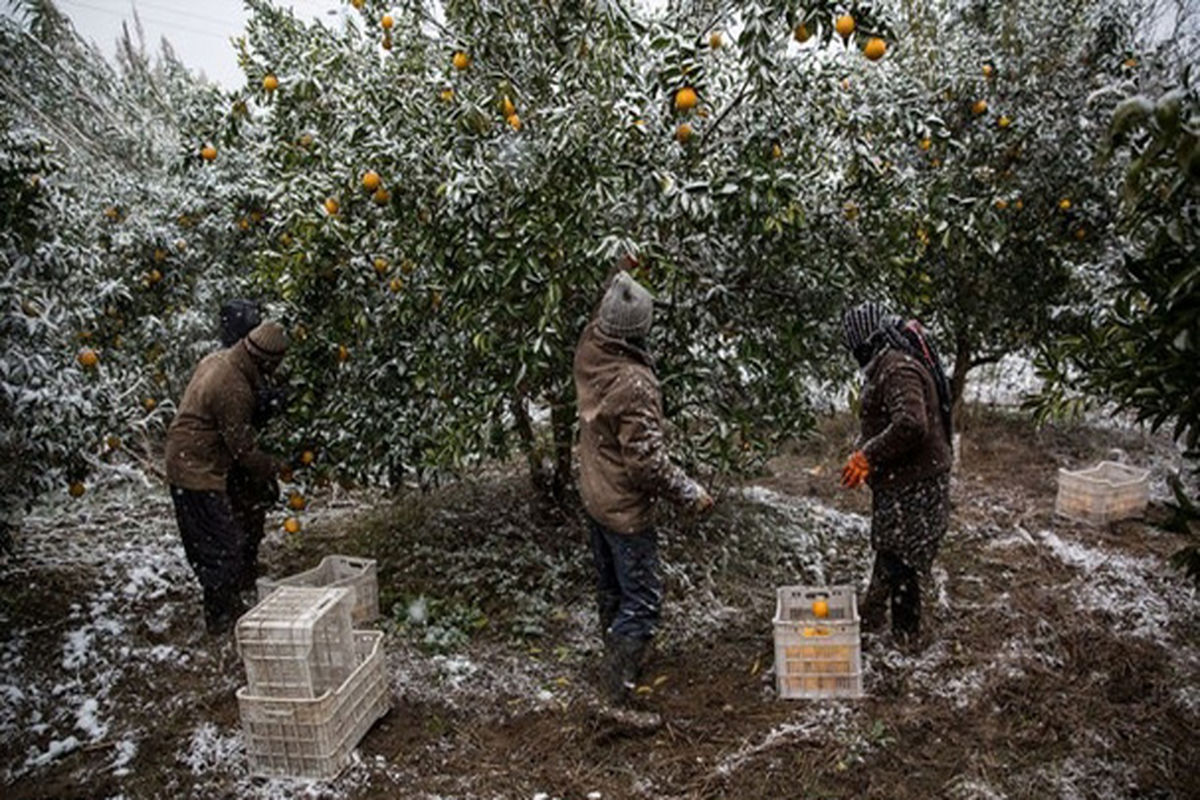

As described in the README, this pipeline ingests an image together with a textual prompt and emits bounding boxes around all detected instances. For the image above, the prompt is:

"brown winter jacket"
[164,341,278,492]
[859,346,953,491]
[574,320,701,534]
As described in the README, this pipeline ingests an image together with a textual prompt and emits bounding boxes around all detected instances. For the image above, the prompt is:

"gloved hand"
[840,450,870,489]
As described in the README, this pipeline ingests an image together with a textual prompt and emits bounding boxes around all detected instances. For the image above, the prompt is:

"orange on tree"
[709,31,722,49]
[972,99,988,115]
[298,132,314,147]
[77,347,99,368]
[918,137,932,151]
[674,86,698,112]
[771,142,783,160]
[1123,57,1138,68]
[143,397,156,411]
[288,492,307,511]
[998,114,1012,128]
[263,74,278,92]
[283,516,302,534]
[324,197,340,216]
[793,23,811,43]
[337,344,350,363]
[374,257,389,275]
[373,187,391,206]
[300,449,315,465]
[863,38,886,61]
[1075,227,1087,240]
[452,51,470,70]
[68,481,85,498]
[439,87,454,103]
[1014,198,1024,210]
[835,15,855,38]
[507,113,522,131]
[389,277,404,293]
[500,95,516,118]
[154,248,166,262]
[994,198,1009,210]
[147,268,163,285]
[362,170,381,191]
[106,435,121,450]
[675,122,693,143]
[982,63,994,78]
[352,0,364,8]
[1059,197,1072,210]
[381,14,394,29]
[200,145,217,161]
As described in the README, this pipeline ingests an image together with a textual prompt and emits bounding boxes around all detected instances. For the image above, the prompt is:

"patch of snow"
[22,735,81,769]
[180,722,242,775]
[74,696,107,741]
[714,704,857,778]
[110,737,137,776]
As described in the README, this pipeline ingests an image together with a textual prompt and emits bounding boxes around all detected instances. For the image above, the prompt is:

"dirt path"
[1,411,1198,799]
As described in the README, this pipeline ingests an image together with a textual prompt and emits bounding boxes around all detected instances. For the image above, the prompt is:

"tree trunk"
[549,394,575,506]
[511,394,552,497]
[950,335,972,431]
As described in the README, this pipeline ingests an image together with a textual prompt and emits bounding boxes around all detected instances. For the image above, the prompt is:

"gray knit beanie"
[245,320,288,362]
[598,271,654,339]
[842,301,898,353]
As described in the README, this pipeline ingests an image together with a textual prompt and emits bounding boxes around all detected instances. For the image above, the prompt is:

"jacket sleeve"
[862,358,929,470]
[214,383,278,482]
[616,377,703,507]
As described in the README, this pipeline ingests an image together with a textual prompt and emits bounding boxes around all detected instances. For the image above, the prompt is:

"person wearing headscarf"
[841,301,953,646]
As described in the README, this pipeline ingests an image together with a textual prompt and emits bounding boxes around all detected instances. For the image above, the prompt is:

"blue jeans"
[588,516,662,640]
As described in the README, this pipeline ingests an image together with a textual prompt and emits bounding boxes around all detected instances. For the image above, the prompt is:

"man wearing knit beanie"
[165,320,289,634]
[574,268,713,714]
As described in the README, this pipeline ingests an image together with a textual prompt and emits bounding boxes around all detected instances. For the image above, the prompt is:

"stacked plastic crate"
[773,584,863,699]
[235,583,389,779]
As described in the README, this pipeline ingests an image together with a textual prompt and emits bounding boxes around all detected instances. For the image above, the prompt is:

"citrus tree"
[230,0,900,502]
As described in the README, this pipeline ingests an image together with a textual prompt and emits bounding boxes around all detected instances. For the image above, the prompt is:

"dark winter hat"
[245,320,288,363]
[842,301,898,354]
[219,298,262,347]
[599,271,654,339]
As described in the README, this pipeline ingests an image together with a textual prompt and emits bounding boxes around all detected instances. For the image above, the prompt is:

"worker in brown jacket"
[841,301,953,646]
[165,321,288,634]
[574,270,713,707]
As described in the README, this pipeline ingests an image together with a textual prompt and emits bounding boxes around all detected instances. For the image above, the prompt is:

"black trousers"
[170,486,246,632]
[227,466,271,590]
[588,516,662,641]
[863,549,921,637]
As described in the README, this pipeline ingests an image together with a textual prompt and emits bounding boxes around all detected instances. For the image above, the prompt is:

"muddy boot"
[597,635,661,732]
[203,585,246,636]
[861,559,890,633]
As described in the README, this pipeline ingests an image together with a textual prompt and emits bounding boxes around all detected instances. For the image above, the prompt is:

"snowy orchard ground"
[1,409,1198,799]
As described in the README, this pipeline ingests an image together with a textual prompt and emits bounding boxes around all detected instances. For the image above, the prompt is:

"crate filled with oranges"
[772,584,863,699]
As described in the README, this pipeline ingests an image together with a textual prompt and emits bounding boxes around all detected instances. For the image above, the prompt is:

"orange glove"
[840,450,870,489]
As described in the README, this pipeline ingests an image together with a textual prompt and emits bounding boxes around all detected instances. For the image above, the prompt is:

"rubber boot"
[599,634,660,732]
[203,584,246,635]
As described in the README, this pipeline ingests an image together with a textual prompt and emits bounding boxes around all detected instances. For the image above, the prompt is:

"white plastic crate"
[237,586,356,699]
[239,630,390,780]
[257,555,380,625]
[773,585,863,699]
[1055,461,1150,526]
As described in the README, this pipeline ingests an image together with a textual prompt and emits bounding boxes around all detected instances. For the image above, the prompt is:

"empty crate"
[774,585,863,699]
[1055,461,1150,526]
[239,630,390,780]
[257,555,380,625]
[237,586,356,699]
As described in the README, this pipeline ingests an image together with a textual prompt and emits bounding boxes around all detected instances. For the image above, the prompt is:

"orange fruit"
[507,113,522,131]
[283,516,301,534]
[793,23,811,43]
[69,481,85,498]
[812,600,829,619]
[337,344,349,362]
[352,0,363,8]
[835,15,855,38]
[147,268,162,285]
[401,259,416,275]
[709,31,722,49]
[143,397,157,411]
[930,157,942,167]
[1123,57,1138,68]
[863,38,886,61]
[300,450,315,465]
[674,87,698,112]
[154,248,167,262]
[994,198,1009,210]
[77,347,99,368]
[324,197,340,216]
[972,99,988,115]
[298,133,314,148]
[374,257,389,274]
[452,51,470,70]
[263,74,278,92]
[1075,227,1086,240]
[1059,197,1072,210]
[201,145,217,161]
[288,493,306,511]
[362,171,381,191]
[771,143,782,159]
[381,14,394,30]
[998,115,1012,128]
[918,137,932,151]
[675,122,693,143]
[500,95,515,118]
[106,435,121,450]
[843,201,859,221]
[439,87,455,103]
[1014,198,1024,210]
[389,277,404,293]
[982,63,994,78]
[374,187,391,206]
